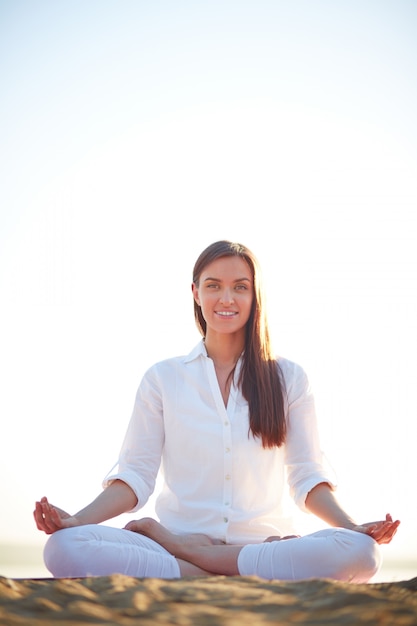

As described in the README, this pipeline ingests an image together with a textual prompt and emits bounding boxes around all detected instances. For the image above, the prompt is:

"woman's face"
[192,256,254,337]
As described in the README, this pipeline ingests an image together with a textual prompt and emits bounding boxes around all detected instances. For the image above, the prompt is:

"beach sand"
[0,574,416,626]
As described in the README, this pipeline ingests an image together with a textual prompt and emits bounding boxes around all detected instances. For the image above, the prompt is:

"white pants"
[44,525,381,583]
[237,528,381,583]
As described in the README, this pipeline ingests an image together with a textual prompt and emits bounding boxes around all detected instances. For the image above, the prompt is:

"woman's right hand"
[33,496,80,534]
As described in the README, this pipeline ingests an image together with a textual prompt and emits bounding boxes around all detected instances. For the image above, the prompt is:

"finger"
[40,500,59,534]
[373,521,400,544]
[282,535,300,540]
[263,536,282,543]
[49,505,63,526]
[364,524,378,537]
[382,521,400,543]
[34,500,53,532]
[125,521,140,532]
[34,497,61,534]
[33,502,47,531]
[371,522,391,541]
[376,532,394,545]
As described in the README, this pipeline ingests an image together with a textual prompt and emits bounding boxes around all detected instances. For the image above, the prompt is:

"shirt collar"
[183,339,208,363]
[184,340,245,370]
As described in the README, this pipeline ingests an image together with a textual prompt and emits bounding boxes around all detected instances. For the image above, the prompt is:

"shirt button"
[225,447,230,453]
[224,421,229,426]
[225,474,231,480]
[223,517,228,523]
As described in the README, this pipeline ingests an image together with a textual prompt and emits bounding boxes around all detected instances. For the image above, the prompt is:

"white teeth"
[217,311,236,316]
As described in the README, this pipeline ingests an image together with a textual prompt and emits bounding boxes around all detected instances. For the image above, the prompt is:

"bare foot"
[124,518,223,558]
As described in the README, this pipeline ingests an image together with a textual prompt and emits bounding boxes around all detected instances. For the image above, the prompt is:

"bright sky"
[1,1,416,563]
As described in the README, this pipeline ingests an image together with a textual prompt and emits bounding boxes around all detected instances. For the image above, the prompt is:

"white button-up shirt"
[104,341,335,544]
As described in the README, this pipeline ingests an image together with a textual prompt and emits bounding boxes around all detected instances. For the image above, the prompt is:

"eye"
[235,284,248,290]
[206,283,219,289]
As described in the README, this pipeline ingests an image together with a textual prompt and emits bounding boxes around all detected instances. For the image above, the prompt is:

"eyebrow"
[203,277,251,283]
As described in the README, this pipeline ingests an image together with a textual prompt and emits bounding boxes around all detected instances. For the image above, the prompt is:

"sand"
[0,574,416,626]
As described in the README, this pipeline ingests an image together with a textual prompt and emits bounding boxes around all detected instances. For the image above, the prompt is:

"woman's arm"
[34,479,138,534]
[305,482,400,544]
[305,482,356,528]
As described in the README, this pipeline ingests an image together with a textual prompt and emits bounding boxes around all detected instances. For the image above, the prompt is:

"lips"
[216,311,238,317]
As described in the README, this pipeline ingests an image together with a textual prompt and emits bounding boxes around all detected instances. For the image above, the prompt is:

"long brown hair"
[192,241,286,448]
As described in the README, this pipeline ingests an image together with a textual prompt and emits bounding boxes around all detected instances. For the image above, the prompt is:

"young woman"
[34,240,399,581]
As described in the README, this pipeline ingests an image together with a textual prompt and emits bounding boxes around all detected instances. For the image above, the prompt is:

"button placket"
[204,356,237,533]
[223,416,233,526]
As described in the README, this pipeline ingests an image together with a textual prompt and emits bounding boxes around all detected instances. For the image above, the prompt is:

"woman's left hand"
[352,513,400,544]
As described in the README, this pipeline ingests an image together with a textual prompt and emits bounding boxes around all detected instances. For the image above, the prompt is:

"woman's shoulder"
[143,343,204,377]
[145,353,188,374]
[276,355,307,378]
[276,356,311,397]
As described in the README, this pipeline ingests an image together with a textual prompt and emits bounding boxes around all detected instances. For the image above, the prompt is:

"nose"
[220,288,234,305]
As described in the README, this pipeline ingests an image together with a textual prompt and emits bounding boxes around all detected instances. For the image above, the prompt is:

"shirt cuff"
[102,470,148,513]
[294,476,337,513]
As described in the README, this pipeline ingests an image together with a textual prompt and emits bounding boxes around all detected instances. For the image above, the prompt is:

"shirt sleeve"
[283,361,336,512]
[102,365,164,512]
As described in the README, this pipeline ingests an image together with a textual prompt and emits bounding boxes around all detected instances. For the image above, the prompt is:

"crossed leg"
[125,517,381,582]
[125,518,243,576]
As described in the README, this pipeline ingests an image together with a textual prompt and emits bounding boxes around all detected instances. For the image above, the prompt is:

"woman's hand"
[34,482,138,535]
[351,513,400,544]
[33,497,80,534]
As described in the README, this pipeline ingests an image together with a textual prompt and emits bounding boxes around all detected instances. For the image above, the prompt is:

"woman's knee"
[44,527,90,577]
[337,529,382,583]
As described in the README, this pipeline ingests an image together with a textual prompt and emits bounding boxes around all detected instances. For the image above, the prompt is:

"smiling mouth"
[216,311,237,317]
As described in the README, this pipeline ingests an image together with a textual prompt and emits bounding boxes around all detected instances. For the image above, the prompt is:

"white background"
[1,0,416,567]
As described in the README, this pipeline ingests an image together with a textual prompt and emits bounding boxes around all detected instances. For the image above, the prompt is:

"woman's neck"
[204,332,244,407]
[204,332,244,368]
